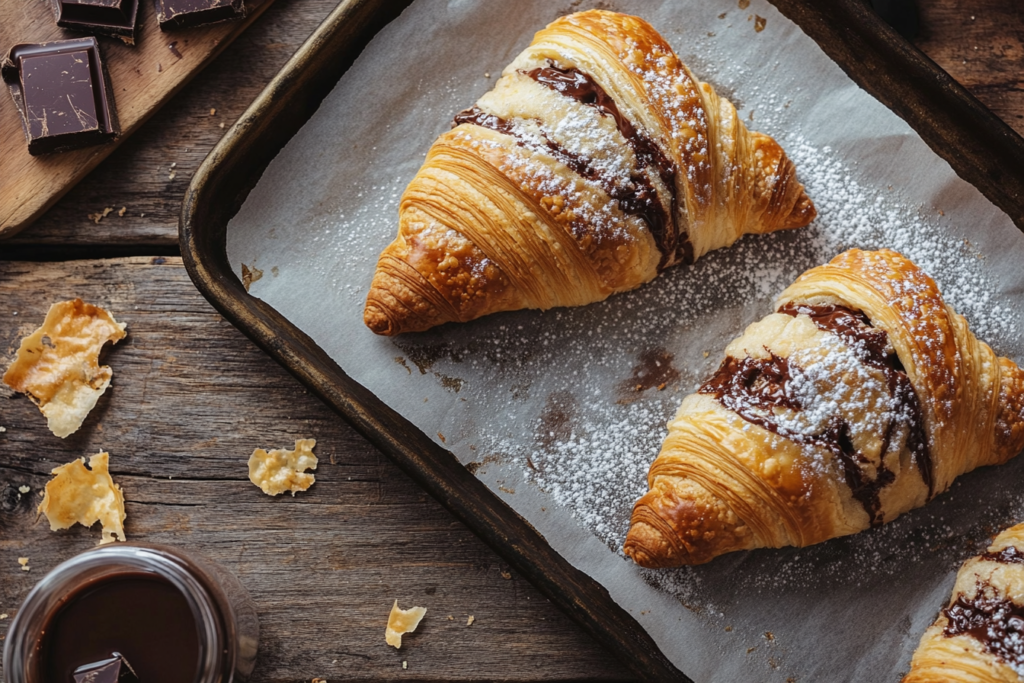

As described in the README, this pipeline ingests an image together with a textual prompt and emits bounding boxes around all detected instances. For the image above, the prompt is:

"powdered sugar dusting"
[226,1,1024,678]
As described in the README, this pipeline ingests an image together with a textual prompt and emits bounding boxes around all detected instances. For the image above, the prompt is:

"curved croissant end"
[364,10,815,335]
[625,478,756,567]
[626,249,1024,568]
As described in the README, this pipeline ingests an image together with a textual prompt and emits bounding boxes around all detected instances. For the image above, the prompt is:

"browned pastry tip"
[624,482,752,567]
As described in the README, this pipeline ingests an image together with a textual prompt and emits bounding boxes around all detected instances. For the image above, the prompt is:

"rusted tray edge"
[180,1,1024,681]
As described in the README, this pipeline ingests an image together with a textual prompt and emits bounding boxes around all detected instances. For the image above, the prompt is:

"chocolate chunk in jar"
[155,0,245,30]
[52,0,140,45]
[73,652,140,683]
[0,38,119,156]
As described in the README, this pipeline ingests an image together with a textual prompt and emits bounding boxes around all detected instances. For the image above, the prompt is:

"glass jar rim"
[2,544,228,683]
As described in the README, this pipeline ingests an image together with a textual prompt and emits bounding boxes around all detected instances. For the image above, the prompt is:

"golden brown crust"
[625,249,1024,567]
[364,10,815,335]
[903,523,1024,683]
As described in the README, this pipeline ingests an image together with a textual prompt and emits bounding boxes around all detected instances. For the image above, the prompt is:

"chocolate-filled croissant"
[363,10,815,335]
[625,249,1024,567]
[904,522,1024,683]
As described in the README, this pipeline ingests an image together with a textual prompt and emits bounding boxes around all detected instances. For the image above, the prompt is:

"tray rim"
[179,1,1024,680]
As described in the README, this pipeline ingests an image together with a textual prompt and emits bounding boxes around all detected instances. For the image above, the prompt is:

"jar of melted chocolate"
[3,544,258,683]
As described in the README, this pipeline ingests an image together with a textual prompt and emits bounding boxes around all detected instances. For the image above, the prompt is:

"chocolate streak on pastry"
[453,106,608,243]
[698,301,936,525]
[524,63,692,268]
[942,587,1024,670]
[453,105,683,268]
[778,303,934,496]
[981,546,1024,565]
[698,354,891,524]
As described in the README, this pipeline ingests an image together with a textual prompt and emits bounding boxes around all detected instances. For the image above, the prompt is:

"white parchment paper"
[226,1,1024,680]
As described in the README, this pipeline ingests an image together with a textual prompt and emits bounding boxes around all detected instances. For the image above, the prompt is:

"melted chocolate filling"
[778,303,933,496]
[982,546,1024,565]
[943,587,1024,671]
[697,303,932,525]
[452,61,694,269]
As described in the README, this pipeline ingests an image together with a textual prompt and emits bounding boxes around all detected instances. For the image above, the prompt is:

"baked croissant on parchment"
[904,522,1024,683]
[624,249,1024,567]
[363,10,815,335]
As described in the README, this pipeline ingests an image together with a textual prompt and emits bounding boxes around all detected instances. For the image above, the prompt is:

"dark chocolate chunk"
[155,0,245,30]
[73,652,140,683]
[53,0,140,45]
[1,38,119,156]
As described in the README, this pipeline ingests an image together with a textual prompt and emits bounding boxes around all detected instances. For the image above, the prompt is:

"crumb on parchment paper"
[248,439,317,496]
[38,452,126,544]
[3,300,126,438]
[241,263,263,292]
[385,600,426,648]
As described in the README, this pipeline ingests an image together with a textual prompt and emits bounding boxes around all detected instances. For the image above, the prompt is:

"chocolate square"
[53,0,140,45]
[72,652,140,683]
[155,0,245,30]
[1,38,119,156]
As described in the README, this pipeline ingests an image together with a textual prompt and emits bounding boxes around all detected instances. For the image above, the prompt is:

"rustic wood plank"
[0,258,633,682]
[0,0,278,239]
[913,0,1024,138]
[8,0,1023,248]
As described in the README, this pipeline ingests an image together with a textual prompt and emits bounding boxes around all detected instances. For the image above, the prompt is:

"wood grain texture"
[0,0,276,239]
[0,258,633,682]
[914,0,1024,138]
[6,0,1023,248]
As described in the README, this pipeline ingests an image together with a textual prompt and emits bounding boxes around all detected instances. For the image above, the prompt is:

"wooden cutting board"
[0,0,276,240]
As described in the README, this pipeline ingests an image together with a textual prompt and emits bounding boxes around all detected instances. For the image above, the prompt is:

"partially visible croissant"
[625,249,1024,567]
[904,523,1024,683]
[363,10,815,335]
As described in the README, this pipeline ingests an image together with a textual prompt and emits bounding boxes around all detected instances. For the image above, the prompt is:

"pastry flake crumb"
[0,613,7,619]
[38,452,126,544]
[466,615,475,626]
[402,661,407,670]
[241,263,263,292]
[2,299,126,438]
[385,600,426,649]
[18,485,29,494]
[446,615,453,621]
[117,206,126,217]
[0,426,6,432]
[18,557,29,571]
[248,439,317,496]
[87,207,113,223]
[754,15,766,32]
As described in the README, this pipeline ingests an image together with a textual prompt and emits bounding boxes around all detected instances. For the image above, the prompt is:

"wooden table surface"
[1,2,1022,681]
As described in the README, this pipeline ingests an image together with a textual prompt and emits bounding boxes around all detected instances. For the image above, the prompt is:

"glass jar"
[2,543,259,683]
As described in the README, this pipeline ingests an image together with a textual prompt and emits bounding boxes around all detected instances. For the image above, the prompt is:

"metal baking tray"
[179,0,1024,679]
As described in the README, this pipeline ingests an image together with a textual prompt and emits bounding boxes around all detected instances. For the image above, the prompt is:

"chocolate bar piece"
[1,38,119,156]
[53,0,140,45]
[155,0,245,30]
[73,652,140,683]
